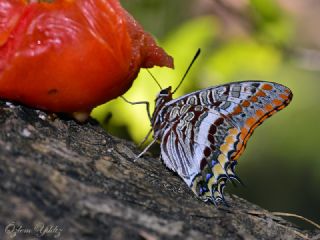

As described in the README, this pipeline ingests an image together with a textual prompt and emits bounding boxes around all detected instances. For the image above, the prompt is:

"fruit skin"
[0,0,173,113]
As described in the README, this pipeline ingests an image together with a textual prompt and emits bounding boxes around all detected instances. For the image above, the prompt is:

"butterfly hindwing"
[152,81,293,203]
[160,105,223,183]
[159,105,238,202]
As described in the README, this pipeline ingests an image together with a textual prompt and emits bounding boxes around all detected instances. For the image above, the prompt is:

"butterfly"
[149,80,292,204]
[128,50,293,205]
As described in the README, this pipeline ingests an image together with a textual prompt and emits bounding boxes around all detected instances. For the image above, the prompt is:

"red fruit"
[0,0,173,113]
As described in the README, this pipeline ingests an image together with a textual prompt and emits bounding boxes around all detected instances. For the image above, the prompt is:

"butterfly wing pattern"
[151,81,292,204]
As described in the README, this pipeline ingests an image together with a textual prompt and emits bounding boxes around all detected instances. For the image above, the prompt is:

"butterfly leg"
[120,96,151,120]
[138,128,153,148]
[134,138,158,162]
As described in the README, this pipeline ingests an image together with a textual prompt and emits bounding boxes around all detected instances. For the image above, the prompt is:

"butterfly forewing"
[151,81,292,204]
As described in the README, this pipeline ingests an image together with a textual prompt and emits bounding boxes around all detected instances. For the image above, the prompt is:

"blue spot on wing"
[206,173,213,182]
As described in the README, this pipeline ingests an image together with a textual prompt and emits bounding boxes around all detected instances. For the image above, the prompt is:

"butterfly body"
[150,81,293,204]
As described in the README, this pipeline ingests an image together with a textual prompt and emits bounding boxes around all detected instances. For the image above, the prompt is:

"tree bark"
[0,101,318,240]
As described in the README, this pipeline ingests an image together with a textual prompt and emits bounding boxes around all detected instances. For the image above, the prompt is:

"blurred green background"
[92,0,320,228]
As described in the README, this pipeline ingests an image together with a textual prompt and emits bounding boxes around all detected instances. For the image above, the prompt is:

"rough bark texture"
[0,101,318,240]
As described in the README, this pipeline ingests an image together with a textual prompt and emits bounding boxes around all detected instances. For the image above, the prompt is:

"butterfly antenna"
[172,48,201,94]
[146,69,162,90]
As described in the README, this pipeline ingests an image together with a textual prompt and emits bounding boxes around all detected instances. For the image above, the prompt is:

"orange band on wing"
[232,98,289,160]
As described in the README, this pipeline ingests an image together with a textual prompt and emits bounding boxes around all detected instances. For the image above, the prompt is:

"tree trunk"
[0,101,318,240]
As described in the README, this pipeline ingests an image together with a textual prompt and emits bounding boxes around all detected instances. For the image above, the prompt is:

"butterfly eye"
[159,89,168,95]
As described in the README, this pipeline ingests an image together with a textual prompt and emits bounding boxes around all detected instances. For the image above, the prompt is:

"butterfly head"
[150,87,173,137]
[156,87,173,100]
[154,86,173,111]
